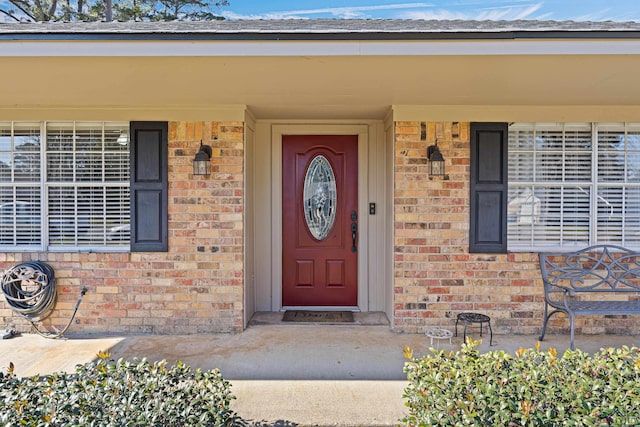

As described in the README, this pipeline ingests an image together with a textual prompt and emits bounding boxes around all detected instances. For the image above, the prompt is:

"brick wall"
[2,118,632,338]
[393,121,640,337]
[392,122,544,335]
[0,121,245,335]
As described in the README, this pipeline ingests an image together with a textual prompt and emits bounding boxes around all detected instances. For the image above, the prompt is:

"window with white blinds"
[0,122,130,251]
[508,123,640,251]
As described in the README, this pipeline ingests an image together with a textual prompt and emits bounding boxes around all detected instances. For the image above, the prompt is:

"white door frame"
[271,124,370,311]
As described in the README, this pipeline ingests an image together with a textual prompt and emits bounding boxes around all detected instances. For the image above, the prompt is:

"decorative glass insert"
[304,155,337,240]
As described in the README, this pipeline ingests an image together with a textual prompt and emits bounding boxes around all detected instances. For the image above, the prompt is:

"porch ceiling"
[2,54,640,120]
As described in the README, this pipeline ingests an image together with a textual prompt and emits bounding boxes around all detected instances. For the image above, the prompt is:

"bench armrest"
[543,281,575,297]
[542,281,576,313]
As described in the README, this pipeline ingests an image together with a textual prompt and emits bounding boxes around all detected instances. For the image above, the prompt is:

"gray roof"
[2,19,640,40]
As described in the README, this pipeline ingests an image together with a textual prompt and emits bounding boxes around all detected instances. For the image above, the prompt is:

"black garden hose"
[1,261,87,339]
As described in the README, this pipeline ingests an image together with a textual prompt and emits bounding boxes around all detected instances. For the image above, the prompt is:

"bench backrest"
[539,245,640,293]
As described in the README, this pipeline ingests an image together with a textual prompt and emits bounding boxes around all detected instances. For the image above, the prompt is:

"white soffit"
[3,39,640,56]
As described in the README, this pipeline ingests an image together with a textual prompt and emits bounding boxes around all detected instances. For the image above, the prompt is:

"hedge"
[403,340,640,426]
[0,352,238,426]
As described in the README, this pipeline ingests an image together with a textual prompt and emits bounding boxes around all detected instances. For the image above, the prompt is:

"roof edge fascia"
[3,39,640,56]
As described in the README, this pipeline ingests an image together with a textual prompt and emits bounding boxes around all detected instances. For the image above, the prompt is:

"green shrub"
[0,353,238,426]
[403,341,640,426]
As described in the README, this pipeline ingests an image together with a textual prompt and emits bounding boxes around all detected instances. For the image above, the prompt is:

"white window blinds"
[0,122,42,247]
[508,122,640,251]
[0,121,129,251]
[595,123,640,246]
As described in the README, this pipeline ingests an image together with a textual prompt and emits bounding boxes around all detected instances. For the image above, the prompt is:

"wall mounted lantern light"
[427,141,445,177]
[193,141,212,176]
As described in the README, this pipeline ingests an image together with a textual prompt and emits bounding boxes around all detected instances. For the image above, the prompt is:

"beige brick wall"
[2,118,631,338]
[0,121,244,335]
[393,121,637,336]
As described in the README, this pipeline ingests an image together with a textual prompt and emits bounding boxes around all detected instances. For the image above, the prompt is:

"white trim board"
[4,40,640,57]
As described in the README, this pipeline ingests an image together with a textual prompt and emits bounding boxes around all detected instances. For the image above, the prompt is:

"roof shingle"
[1,19,640,40]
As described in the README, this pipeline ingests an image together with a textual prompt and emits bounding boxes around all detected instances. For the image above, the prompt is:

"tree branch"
[48,0,58,19]
[7,0,37,20]
[0,8,21,21]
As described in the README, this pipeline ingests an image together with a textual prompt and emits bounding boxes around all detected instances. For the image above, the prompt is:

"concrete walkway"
[1,313,639,426]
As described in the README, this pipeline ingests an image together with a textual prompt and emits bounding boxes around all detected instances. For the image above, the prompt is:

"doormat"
[282,310,354,323]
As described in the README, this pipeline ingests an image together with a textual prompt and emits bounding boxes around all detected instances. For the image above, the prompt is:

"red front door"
[282,135,358,307]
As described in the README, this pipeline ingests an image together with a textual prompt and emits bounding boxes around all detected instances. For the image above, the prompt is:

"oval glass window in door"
[303,155,337,240]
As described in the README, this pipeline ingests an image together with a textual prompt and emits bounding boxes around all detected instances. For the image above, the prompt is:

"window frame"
[0,121,131,253]
[508,122,640,252]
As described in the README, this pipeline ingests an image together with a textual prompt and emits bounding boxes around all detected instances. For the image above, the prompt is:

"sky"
[221,0,640,22]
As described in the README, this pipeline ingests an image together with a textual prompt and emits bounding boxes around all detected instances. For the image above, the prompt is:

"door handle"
[351,221,357,253]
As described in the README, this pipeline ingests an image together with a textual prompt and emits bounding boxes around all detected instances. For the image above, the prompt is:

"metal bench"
[539,244,640,350]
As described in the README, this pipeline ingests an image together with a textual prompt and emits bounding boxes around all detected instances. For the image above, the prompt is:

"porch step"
[248,311,390,326]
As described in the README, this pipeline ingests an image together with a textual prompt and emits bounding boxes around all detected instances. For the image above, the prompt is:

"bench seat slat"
[564,300,640,315]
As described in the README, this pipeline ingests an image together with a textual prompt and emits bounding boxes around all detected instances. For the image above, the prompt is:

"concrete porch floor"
[1,312,639,426]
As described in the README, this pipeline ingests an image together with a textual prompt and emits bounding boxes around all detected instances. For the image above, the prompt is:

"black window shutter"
[469,123,508,253]
[130,122,168,252]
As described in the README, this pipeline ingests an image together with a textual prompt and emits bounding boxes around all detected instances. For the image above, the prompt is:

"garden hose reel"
[1,261,87,338]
